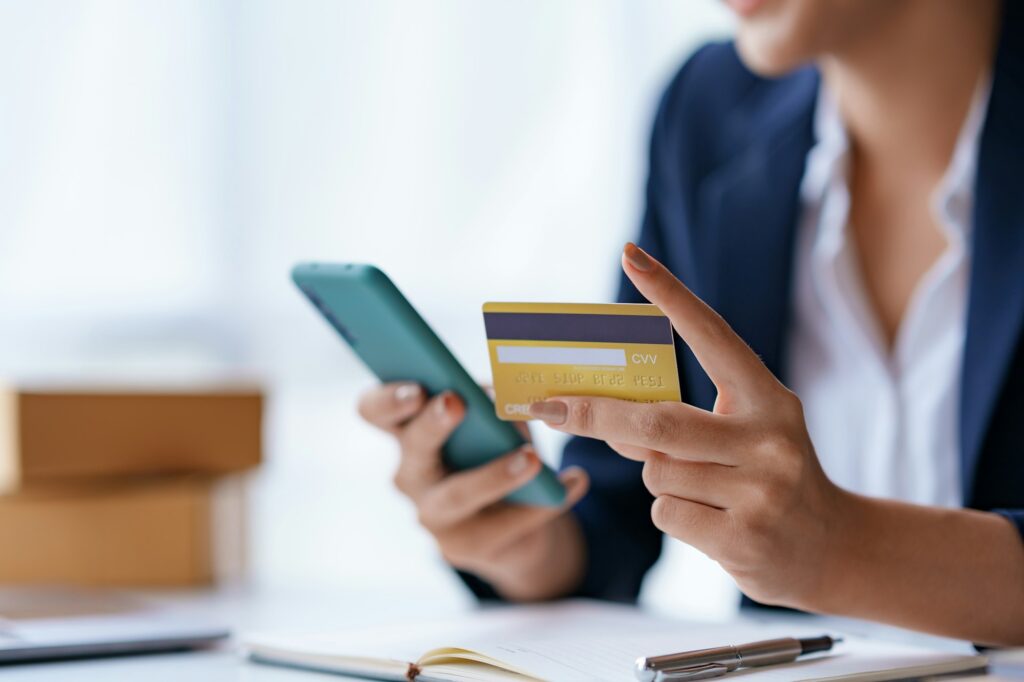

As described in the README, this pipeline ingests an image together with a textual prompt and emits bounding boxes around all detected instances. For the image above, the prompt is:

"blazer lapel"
[694,75,818,387]
[960,2,1024,500]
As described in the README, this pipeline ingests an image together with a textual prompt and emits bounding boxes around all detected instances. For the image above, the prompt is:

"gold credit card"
[482,302,682,421]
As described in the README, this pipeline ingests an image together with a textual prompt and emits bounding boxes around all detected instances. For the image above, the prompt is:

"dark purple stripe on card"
[483,312,672,344]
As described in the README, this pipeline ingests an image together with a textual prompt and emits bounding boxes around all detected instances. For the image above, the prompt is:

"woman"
[358,0,1024,645]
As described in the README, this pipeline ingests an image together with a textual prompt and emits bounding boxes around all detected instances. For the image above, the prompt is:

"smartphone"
[292,262,566,506]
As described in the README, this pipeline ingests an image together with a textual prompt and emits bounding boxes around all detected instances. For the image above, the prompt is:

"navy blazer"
[462,3,1024,604]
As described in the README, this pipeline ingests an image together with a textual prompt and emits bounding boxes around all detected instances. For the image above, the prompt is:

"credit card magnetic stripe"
[483,312,671,344]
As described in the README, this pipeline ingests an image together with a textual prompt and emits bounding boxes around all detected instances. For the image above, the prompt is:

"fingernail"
[529,400,567,425]
[395,383,422,403]
[559,467,588,499]
[507,448,534,476]
[623,242,653,271]
[435,392,452,418]
[560,466,582,484]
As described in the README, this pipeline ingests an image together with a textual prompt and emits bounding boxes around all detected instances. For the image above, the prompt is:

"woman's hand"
[529,242,849,610]
[357,383,589,601]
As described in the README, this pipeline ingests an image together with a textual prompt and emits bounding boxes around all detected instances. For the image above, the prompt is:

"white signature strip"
[496,345,626,366]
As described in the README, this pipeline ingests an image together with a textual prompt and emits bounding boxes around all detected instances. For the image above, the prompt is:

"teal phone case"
[291,262,566,507]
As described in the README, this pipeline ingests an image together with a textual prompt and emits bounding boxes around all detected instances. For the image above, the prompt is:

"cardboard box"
[0,389,262,492]
[0,477,246,586]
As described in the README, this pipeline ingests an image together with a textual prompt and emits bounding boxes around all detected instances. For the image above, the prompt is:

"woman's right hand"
[357,382,590,601]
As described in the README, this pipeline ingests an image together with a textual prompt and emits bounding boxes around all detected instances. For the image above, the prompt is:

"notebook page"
[243,601,714,679]
[723,638,986,681]
[243,601,983,682]
[436,624,799,681]
[244,620,442,663]
[444,629,983,682]
[242,601,659,678]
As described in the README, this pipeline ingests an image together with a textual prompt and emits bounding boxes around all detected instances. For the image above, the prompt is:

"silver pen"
[635,634,842,681]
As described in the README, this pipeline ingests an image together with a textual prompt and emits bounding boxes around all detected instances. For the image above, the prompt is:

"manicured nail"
[435,392,452,418]
[507,447,534,476]
[529,400,567,425]
[395,383,422,403]
[559,467,587,499]
[623,242,653,271]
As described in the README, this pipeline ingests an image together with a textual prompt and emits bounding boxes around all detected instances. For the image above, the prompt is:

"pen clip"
[654,663,731,681]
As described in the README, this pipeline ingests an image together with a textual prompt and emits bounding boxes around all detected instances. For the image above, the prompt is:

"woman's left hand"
[529,242,852,609]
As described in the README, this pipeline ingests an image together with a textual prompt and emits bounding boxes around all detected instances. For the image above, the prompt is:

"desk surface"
[0,585,463,682]
[0,587,1001,681]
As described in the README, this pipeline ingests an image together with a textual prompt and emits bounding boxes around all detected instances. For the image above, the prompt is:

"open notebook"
[241,601,986,681]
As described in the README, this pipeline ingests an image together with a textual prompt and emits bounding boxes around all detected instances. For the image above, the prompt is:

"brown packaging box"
[0,389,263,493]
[0,477,246,586]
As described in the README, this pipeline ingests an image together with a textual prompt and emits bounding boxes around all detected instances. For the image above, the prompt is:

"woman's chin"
[734,30,809,77]
[725,0,768,18]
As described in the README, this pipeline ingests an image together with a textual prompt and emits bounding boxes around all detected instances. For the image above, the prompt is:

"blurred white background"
[0,1,738,619]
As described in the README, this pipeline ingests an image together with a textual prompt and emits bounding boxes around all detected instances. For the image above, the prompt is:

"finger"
[442,467,589,557]
[607,440,660,462]
[393,391,464,496]
[622,242,777,399]
[650,494,728,558]
[357,382,426,432]
[417,446,543,529]
[478,467,590,547]
[642,452,738,509]
[530,396,740,464]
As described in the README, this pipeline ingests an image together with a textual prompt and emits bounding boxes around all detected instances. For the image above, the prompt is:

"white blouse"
[785,78,991,508]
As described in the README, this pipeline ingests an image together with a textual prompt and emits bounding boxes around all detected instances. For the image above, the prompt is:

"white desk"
[0,586,1003,681]
[0,585,468,682]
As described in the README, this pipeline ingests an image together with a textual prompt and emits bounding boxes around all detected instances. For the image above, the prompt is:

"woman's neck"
[820,0,1001,187]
